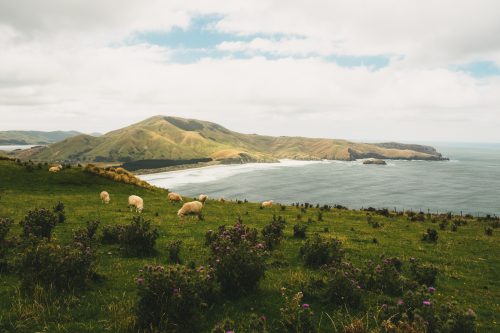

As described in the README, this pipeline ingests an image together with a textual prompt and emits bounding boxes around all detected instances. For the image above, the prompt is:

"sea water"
[140,143,500,216]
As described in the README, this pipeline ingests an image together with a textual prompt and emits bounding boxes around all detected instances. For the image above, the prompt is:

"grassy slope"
[0,160,498,332]
[22,116,444,163]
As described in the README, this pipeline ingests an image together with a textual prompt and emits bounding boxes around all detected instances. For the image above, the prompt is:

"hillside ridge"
[9,115,447,164]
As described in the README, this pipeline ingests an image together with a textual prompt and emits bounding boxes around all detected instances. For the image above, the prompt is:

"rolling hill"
[12,116,446,164]
[0,130,82,145]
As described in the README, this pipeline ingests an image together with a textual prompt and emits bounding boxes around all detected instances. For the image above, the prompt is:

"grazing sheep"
[261,200,273,208]
[128,195,144,213]
[198,194,208,203]
[168,192,183,202]
[177,201,203,219]
[218,197,225,203]
[49,166,61,173]
[100,191,110,204]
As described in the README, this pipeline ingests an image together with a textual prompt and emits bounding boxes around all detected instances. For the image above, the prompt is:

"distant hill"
[0,130,82,145]
[14,116,447,164]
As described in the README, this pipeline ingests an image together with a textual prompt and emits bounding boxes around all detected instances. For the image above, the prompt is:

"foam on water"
[140,159,324,188]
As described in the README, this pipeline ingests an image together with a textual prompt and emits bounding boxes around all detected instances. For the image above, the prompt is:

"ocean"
[0,145,38,151]
[140,143,500,216]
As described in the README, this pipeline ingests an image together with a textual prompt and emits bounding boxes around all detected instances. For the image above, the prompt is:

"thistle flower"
[423,300,431,306]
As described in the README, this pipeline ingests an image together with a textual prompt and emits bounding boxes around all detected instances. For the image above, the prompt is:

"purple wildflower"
[302,303,310,309]
[428,286,436,294]
[397,299,404,306]
[423,300,431,306]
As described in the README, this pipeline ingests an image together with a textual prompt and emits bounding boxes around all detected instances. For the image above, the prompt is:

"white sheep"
[128,195,144,213]
[261,200,273,208]
[100,191,110,204]
[198,194,208,203]
[49,166,61,173]
[168,192,183,202]
[218,197,226,203]
[177,201,203,219]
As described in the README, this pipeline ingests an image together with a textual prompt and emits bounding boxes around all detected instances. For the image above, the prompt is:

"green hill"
[14,116,446,164]
[0,130,82,145]
[0,159,497,332]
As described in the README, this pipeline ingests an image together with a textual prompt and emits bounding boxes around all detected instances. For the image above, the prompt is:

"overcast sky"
[1,0,499,142]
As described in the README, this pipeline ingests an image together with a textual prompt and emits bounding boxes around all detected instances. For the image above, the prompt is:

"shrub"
[309,263,363,307]
[262,215,286,249]
[410,260,438,286]
[359,256,407,296]
[74,220,100,246]
[20,208,57,240]
[100,225,125,244]
[0,218,13,269]
[208,222,266,297]
[0,217,12,242]
[438,221,448,230]
[317,212,323,221]
[119,216,159,256]
[300,234,343,268]
[293,223,308,238]
[279,290,317,333]
[167,240,182,264]
[53,201,64,213]
[421,228,438,243]
[16,238,95,292]
[53,202,66,224]
[398,287,476,333]
[136,264,218,331]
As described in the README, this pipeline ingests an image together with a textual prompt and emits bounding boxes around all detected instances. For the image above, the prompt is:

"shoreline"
[133,156,449,176]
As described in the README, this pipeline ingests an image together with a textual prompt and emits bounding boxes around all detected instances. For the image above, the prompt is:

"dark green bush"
[422,228,438,243]
[261,215,286,249]
[293,223,307,238]
[300,234,344,268]
[309,263,363,308]
[74,220,100,246]
[396,286,476,333]
[119,216,159,256]
[208,222,266,297]
[100,225,124,244]
[16,238,95,292]
[20,208,57,240]
[136,264,218,331]
[0,217,12,242]
[167,240,182,264]
[359,256,407,296]
[0,218,13,270]
[53,201,66,224]
[410,260,438,286]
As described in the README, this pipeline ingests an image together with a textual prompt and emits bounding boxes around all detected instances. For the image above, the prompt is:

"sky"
[0,0,499,143]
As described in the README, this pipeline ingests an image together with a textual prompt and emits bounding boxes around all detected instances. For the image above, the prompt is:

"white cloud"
[0,0,499,142]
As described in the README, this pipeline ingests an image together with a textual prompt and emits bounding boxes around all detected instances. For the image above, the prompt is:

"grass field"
[0,159,498,332]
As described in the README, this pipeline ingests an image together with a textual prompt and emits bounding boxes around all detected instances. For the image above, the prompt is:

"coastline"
[133,156,448,176]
